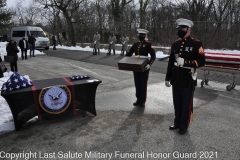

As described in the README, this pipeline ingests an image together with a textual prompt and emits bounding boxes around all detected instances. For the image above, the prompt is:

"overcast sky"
[6,0,30,7]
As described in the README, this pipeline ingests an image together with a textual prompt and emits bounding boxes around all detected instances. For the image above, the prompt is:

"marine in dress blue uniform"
[126,29,156,107]
[165,18,205,135]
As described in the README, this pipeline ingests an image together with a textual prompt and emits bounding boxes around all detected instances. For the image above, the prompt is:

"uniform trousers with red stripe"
[133,70,149,104]
[172,86,194,130]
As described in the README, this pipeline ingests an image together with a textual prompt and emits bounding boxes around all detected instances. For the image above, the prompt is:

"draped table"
[1,76,102,130]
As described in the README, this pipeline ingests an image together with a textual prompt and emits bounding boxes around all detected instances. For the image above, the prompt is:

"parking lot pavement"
[0,55,239,160]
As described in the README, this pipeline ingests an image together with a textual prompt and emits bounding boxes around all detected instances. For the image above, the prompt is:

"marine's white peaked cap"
[176,18,194,29]
[137,29,149,34]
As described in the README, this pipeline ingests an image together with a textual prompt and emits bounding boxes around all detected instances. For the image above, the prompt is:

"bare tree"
[36,0,85,46]
[212,0,240,48]
[10,0,239,49]
[12,1,42,26]
[110,0,133,39]
[139,0,150,28]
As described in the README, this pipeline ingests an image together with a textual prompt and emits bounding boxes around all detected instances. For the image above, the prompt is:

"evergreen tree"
[0,0,14,30]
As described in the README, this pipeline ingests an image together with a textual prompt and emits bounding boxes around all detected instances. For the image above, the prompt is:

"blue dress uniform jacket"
[165,36,205,88]
[126,40,155,65]
[125,40,156,105]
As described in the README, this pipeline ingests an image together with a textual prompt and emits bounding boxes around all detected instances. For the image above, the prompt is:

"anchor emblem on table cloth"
[39,85,71,114]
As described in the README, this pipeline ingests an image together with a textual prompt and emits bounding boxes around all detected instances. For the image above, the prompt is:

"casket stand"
[199,52,240,91]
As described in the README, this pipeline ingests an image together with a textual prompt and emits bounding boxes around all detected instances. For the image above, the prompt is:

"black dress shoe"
[169,125,179,130]
[133,101,140,106]
[179,129,187,135]
[133,101,145,107]
[33,55,35,57]
[138,103,145,107]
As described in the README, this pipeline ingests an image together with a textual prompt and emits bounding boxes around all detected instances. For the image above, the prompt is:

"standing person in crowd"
[62,30,67,40]
[0,57,7,75]
[19,36,28,60]
[93,31,100,55]
[28,34,36,57]
[107,34,116,55]
[165,18,205,135]
[52,35,57,50]
[0,57,4,78]
[125,29,156,107]
[6,40,19,72]
[121,34,129,56]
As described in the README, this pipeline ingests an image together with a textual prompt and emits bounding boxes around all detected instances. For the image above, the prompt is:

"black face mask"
[177,30,187,38]
[138,34,145,41]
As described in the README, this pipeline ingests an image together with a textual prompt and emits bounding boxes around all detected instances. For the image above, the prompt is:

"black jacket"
[125,40,156,66]
[28,36,36,46]
[6,43,19,61]
[52,36,56,42]
[165,36,205,88]
[19,39,28,50]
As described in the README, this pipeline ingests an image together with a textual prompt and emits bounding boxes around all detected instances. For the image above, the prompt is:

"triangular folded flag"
[1,72,33,93]
[70,74,90,80]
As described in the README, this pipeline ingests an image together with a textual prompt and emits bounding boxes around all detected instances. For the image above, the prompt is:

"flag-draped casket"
[205,52,240,69]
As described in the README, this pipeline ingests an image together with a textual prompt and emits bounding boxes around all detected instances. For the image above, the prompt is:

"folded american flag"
[70,74,90,80]
[1,72,33,93]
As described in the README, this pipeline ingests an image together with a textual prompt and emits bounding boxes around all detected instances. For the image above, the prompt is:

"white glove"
[110,41,113,44]
[94,41,96,44]
[123,41,125,44]
[165,81,171,87]
[176,57,184,66]
[145,64,150,70]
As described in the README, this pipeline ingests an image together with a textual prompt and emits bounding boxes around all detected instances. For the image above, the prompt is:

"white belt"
[174,62,192,69]
[135,56,148,58]
[174,62,197,80]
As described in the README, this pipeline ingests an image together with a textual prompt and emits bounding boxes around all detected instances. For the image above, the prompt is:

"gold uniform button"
[182,42,184,44]
[180,49,182,51]
[179,53,181,55]
[181,46,183,47]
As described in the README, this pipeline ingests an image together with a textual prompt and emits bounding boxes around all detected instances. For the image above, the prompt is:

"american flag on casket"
[1,72,33,93]
[205,51,240,69]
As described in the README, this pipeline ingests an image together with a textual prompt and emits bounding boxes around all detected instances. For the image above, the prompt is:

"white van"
[10,26,50,50]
